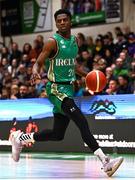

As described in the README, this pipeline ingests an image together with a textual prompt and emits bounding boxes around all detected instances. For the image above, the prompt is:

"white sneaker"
[103,156,124,177]
[10,130,23,162]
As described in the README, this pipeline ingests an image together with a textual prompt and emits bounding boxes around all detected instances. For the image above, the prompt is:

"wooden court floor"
[0,152,135,180]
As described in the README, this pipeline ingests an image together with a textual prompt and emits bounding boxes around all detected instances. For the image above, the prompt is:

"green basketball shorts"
[46,81,74,114]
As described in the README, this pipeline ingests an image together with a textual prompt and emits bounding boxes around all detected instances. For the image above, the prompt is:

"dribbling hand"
[86,87,94,95]
[30,73,41,85]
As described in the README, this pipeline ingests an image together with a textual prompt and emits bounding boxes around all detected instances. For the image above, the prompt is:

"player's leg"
[61,97,99,152]
[19,112,70,142]
[61,97,123,177]
[10,113,70,162]
[33,113,70,141]
[10,90,70,162]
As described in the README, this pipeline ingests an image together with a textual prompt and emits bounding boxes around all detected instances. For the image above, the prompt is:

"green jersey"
[47,33,78,83]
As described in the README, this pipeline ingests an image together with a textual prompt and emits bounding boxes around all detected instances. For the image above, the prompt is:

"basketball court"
[0,152,134,180]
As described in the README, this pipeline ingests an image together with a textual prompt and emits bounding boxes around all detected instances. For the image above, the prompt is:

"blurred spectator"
[29,39,42,60]
[1,46,10,59]
[113,58,129,78]
[127,33,135,58]
[4,79,12,90]
[25,65,33,85]
[16,84,32,99]
[78,50,93,72]
[77,33,88,54]
[93,54,101,70]
[104,49,114,67]
[0,66,4,83]
[16,64,27,84]
[114,32,127,57]
[8,58,18,77]
[73,0,83,14]
[123,25,132,40]
[20,54,31,67]
[129,60,135,85]
[9,42,22,64]
[103,34,115,56]
[83,0,93,13]
[1,58,9,71]
[86,36,95,57]
[96,58,107,73]
[39,89,47,98]
[119,51,132,69]
[10,84,19,99]
[0,87,10,99]
[94,36,104,56]
[95,0,102,11]
[28,85,37,98]
[106,79,119,95]
[105,66,114,85]
[22,43,32,56]
[106,31,114,43]
[2,71,12,87]
[114,26,123,38]
[68,1,74,15]
[12,76,20,86]
[36,35,44,49]
[117,75,133,94]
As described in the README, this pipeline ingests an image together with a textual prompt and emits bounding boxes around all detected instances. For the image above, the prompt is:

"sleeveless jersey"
[47,33,78,82]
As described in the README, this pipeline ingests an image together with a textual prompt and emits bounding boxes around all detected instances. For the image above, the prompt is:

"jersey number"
[68,69,74,77]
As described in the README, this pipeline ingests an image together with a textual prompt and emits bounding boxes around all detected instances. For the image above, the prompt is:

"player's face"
[55,14,71,33]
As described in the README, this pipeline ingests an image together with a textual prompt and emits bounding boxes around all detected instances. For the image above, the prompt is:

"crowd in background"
[0,26,135,99]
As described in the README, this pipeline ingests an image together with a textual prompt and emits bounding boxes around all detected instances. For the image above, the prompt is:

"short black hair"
[54,9,71,20]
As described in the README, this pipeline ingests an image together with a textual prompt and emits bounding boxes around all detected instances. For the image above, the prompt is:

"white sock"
[19,132,35,144]
[94,148,107,163]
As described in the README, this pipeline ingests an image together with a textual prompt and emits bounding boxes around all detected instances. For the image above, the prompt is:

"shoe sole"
[106,157,124,177]
[12,153,20,162]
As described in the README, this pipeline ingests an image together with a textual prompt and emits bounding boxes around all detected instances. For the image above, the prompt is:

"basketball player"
[10,9,123,177]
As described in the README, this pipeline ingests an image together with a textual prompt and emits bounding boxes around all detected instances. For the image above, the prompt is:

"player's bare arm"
[31,38,57,85]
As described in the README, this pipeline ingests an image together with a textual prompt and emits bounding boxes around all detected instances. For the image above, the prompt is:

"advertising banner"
[21,0,52,34]
[0,94,134,121]
[62,0,122,27]
[0,118,135,153]
[0,94,135,153]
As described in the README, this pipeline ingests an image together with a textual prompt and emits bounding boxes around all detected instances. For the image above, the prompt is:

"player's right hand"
[86,87,94,95]
[30,73,41,85]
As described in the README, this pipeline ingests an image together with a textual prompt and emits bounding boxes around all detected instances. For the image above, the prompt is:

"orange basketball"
[85,70,107,92]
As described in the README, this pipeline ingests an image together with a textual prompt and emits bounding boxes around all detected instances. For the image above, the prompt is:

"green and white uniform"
[45,33,78,114]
